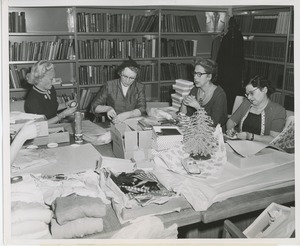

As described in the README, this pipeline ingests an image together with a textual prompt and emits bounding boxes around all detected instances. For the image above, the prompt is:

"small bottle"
[74,111,83,144]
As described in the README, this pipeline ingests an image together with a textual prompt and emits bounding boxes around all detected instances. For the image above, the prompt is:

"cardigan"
[230,99,286,135]
[186,85,228,127]
[25,86,58,119]
[91,78,146,115]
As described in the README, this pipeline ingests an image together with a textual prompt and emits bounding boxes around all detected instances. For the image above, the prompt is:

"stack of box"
[171,79,194,111]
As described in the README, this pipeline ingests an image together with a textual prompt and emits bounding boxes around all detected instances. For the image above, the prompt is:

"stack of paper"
[152,126,183,150]
[171,79,194,111]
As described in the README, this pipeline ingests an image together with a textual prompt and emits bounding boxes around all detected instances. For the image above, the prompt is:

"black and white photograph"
[1,0,298,245]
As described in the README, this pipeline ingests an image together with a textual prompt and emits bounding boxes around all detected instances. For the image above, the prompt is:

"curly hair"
[26,60,55,85]
[194,58,218,83]
[247,75,274,97]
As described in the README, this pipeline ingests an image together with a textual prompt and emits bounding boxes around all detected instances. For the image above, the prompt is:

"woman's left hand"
[62,106,77,117]
[236,132,248,140]
[112,112,130,124]
[182,95,200,110]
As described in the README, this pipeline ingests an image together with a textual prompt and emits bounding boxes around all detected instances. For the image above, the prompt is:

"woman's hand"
[61,106,77,117]
[182,95,201,110]
[236,132,248,140]
[107,108,117,120]
[112,112,131,124]
[226,128,236,137]
[66,100,78,108]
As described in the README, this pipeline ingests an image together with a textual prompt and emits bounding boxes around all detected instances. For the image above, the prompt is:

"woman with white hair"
[24,60,77,124]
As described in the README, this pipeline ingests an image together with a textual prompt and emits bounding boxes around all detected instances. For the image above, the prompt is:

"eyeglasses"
[121,74,136,80]
[192,71,209,77]
[245,88,259,97]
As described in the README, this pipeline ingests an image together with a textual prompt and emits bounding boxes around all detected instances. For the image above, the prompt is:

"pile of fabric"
[11,174,53,239]
[50,194,107,239]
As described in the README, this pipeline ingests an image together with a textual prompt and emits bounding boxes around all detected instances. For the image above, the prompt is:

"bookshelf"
[8,5,229,110]
[233,6,294,111]
[8,7,77,105]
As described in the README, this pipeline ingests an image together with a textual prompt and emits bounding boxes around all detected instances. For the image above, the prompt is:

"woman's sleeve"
[270,106,286,132]
[135,84,146,115]
[209,91,227,127]
[229,99,250,125]
[90,85,108,114]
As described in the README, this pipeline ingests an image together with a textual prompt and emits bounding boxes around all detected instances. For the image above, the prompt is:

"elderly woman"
[180,58,227,128]
[91,57,146,124]
[226,75,286,143]
[25,60,77,124]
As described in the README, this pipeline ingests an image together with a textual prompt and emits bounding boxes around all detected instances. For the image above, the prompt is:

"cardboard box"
[110,122,152,160]
[226,147,276,168]
[243,202,293,238]
[32,131,70,146]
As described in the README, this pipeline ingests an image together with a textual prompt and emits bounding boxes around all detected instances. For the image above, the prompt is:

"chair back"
[10,100,25,112]
[222,220,247,238]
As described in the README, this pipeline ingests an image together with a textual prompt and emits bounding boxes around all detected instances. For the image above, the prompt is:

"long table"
[14,123,295,239]
[92,142,295,238]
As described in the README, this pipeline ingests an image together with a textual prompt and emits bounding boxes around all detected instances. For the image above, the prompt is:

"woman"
[180,58,227,128]
[25,60,77,124]
[91,57,146,124]
[226,75,286,143]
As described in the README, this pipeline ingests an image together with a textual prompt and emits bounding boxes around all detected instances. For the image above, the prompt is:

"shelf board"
[78,58,158,62]
[9,31,75,36]
[9,88,27,92]
[79,84,103,88]
[54,85,77,90]
[161,32,213,36]
[244,57,285,65]
[77,32,159,36]
[242,33,289,37]
[160,56,197,61]
[282,89,294,95]
[9,60,76,65]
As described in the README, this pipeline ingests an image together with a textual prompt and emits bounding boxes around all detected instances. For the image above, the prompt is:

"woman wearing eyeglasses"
[25,60,77,124]
[180,58,228,128]
[91,57,146,124]
[226,75,286,143]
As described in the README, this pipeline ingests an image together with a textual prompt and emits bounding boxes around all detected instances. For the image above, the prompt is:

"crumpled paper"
[12,148,57,172]
[31,169,110,206]
[111,215,178,239]
[153,124,227,179]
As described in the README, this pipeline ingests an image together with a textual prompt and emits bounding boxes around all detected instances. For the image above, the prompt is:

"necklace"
[33,86,52,100]
[197,84,217,106]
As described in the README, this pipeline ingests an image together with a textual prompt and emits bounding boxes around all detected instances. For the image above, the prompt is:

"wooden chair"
[222,220,247,238]
[222,219,295,238]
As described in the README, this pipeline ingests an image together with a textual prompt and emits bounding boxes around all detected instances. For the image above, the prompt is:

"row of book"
[270,92,283,104]
[244,60,284,89]
[79,89,97,111]
[171,79,194,111]
[287,41,294,63]
[161,14,201,33]
[160,63,194,81]
[57,94,76,105]
[234,12,292,34]
[9,39,75,61]
[160,85,174,103]
[9,65,30,89]
[244,40,286,62]
[161,38,198,57]
[9,11,26,33]
[77,38,157,60]
[284,68,294,92]
[76,12,159,33]
[78,63,158,85]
